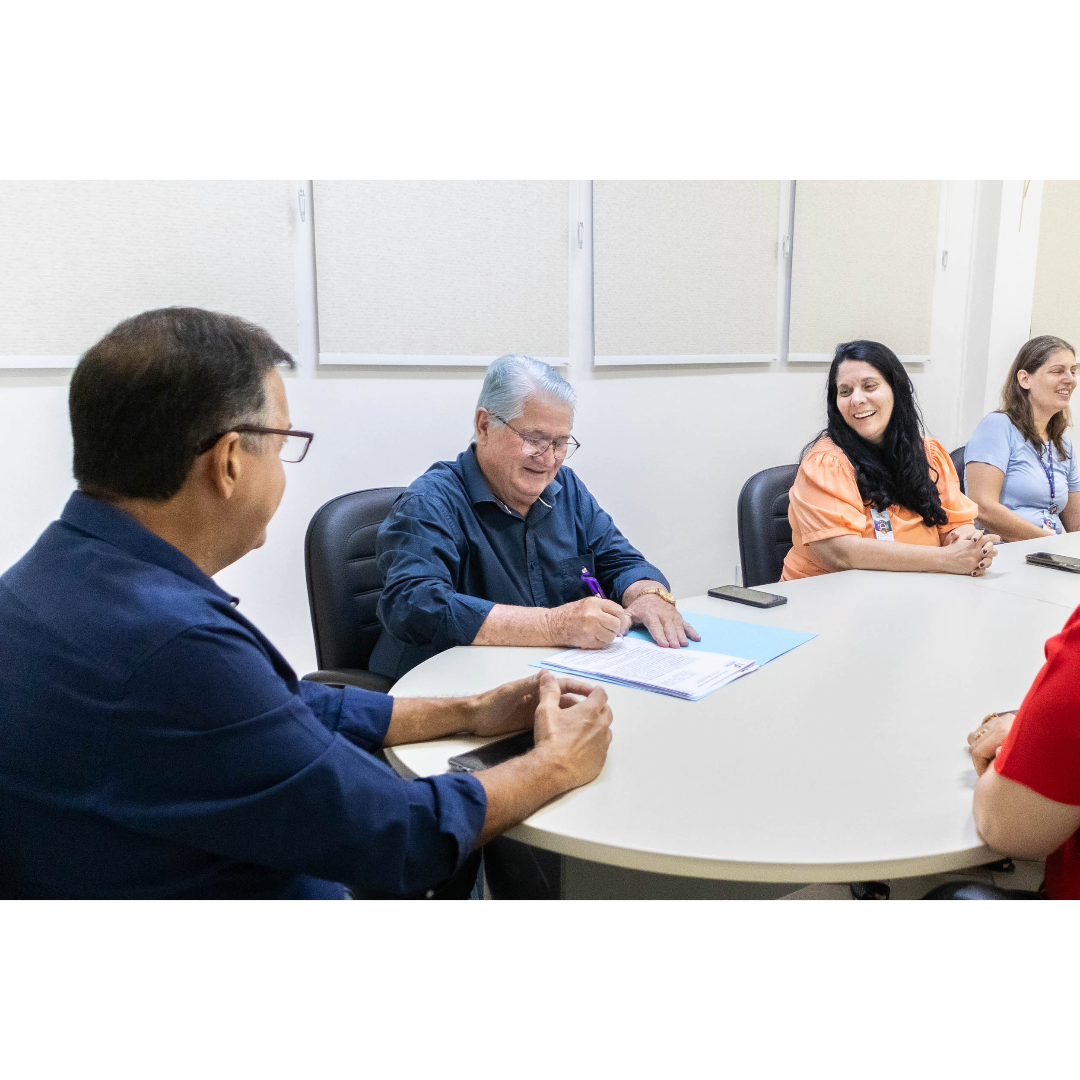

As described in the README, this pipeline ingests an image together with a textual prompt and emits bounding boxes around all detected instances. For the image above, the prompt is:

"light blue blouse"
[964,411,1080,532]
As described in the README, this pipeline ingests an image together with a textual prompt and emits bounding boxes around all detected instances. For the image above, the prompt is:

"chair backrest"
[737,464,800,588]
[951,445,966,495]
[304,487,406,672]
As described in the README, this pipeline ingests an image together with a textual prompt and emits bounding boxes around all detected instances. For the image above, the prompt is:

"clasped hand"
[967,710,1016,776]
[941,525,1001,577]
[469,671,613,787]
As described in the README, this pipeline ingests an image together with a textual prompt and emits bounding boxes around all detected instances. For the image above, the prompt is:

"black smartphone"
[447,730,535,773]
[708,584,788,608]
[1025,552,1080,574]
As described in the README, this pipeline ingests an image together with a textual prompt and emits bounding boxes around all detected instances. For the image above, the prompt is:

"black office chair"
[951,445,966,494]
[302,487,406,694]
[736,464,800,587]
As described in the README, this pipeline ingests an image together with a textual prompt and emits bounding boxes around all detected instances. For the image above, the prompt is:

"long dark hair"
[804,340,948,528]
[999,334,1075,460]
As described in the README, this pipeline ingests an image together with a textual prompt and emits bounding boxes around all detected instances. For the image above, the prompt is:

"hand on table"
[468,671,598,739]
[941,528,1000,577]
[942,524,985,544]
[548,595,632,648]
[967,711,1016,776]
[531,671,613,789]
[623,593,700,648]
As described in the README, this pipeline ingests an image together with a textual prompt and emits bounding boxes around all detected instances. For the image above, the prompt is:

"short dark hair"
[70,307,294,500]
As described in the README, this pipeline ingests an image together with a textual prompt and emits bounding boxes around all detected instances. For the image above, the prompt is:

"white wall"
[2,373,75,561]
[0,180,1049,678]
[984,180,1044,416]
[1032,180,1080,348]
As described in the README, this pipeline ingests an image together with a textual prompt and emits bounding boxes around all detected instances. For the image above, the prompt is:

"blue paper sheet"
[628,610,815,666]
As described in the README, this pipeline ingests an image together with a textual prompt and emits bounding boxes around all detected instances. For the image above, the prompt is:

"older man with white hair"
[370,354,698,681]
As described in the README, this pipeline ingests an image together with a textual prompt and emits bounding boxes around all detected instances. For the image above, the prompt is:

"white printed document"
[536,636,758,701]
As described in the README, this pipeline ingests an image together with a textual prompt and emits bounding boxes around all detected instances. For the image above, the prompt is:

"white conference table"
[967,529,1080,609]
[386,546,1080,890]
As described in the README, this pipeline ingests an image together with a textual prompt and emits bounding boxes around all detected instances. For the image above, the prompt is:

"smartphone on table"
[447,730,535,773]
[1025,552,1080,574]
[708,585,787,608]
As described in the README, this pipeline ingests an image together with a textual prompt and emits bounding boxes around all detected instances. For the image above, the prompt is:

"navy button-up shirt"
[370,446,667,680]
[0,492,486,899]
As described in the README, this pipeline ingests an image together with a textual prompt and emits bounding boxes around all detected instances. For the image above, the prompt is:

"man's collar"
[60,491,239,605]
[458,445,562,516]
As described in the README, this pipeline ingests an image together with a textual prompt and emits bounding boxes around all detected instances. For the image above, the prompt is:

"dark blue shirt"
[370,446,667,679]
[0,492,486,899]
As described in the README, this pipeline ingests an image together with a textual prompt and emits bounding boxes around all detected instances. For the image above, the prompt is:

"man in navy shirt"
[0,309,612,899]
[370,354,699,681]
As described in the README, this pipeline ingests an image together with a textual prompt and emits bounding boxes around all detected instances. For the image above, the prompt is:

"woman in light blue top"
[965,335,1080,540]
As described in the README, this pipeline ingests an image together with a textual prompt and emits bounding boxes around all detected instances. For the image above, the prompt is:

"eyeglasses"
[195,425,315,463]
[492,415,580,460]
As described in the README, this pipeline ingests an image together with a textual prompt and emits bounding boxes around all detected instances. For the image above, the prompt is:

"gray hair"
[473,354,576,442]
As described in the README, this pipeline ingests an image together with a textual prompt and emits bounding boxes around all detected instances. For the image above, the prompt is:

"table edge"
[383,746,999,883]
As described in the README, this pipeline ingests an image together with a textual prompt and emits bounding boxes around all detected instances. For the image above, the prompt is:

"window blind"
[313,180,568,364]
[1031,180,1080,349]
[0,180,298,364]
[593,180,781,364]
[788,180,941,361]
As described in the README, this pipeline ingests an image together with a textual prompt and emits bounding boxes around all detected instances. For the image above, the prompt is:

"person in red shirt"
[970,606,1080,899]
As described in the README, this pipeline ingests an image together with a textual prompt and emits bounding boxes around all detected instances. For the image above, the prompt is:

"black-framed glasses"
[492,414,580,460]
[195,425,315,463]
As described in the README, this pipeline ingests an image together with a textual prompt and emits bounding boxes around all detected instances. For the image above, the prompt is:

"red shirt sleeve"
[995,604,1080,806]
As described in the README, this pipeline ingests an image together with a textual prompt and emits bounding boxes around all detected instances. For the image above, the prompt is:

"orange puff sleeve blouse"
[780,436,979,581]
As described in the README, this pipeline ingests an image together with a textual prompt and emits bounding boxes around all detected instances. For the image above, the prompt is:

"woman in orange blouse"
[782,340,999,581]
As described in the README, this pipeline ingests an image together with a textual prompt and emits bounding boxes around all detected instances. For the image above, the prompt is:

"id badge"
[1042,510,1060,534]
[870,507,895,541]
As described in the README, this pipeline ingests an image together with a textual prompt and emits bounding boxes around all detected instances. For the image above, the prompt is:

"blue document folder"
[628,610,815,666]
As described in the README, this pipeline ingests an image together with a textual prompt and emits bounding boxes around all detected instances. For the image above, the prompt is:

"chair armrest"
[302,668,395,694]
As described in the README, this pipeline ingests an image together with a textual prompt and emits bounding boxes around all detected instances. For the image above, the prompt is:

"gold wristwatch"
[638,587,677,606]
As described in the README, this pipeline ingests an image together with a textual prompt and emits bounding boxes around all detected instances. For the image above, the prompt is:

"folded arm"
[974,766,1080,859]
[971,614,1080,863]
[388,670,615,850]
[385,671,580,746]
[471,673,613,846]
[810,535,949,572]
[809,531,997,575]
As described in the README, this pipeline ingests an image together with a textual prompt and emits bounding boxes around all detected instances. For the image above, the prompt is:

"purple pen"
[581,567,606,600]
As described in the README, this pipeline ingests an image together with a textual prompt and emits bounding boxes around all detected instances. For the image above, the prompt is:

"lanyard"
[1039,442,1058,513]
[869,506,894,541]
